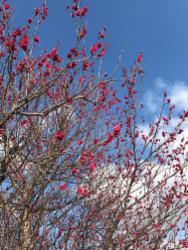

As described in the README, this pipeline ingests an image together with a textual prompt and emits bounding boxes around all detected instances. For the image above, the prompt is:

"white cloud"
[169,80,188,111]
[143,90,159,112]
[154,77,168,89]
[144,78,188,113]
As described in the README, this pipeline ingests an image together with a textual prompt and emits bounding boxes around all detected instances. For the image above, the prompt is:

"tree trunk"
[103,221,115,250]
[21,208,32,250]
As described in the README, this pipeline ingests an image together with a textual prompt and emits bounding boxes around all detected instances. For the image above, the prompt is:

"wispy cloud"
[143,90,161,113]
[141,77,188,152]
[144,78,188,112]
[154,77,168,89]
[169,80,188,110]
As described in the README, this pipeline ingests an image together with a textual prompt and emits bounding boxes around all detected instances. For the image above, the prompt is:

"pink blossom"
[98,31,105,39]
[136,53,143,63]
[67,61,77,69]
[89,162,95,172]
[113,124,121,135]
[19,35,29,50]
[77,186,88,196]
[76,7,88,17]
[59,184,68,191]
[93,138,99,145]
[0,51,5,58]
[54,130,65,141]
[77,139,83,145]
[35,7,40,16]
[97,48,106,58]
[20,119,29,127]
[0,129,4,135]
[34,35,40,43]
[82,61,90,70]
[28,18,33,24]
[90,42,102,55]
[180,239,188,248]
[12,29,22,37]
[4,3,10,10]
[72,168,78,174]
[43,4,48,16]
[79,26,87,39]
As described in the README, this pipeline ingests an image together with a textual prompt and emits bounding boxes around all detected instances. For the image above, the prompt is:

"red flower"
[67,61,77,69]
[4,3,10,10]
[54,130,65,141]
[77,186,88,196]
[77,139,83,145]
[82,61,90,70]
[180,239,188,248]
[48,48,62,63]
[72,5,78,11]
[70,12,75,18]
[136,53,143,63]
[97,48,106,58]
[72,168,78,174]
[28,18,33,24]
[102,132,114,146]
[20,119,29,127]
[59,184,68,191]
[89,162,95,172]
[76,7,88,17]
[93,138,99,145]
[90,42,102,55]
[12,29,22,37]
[0,128,4,135]
[98,31,105,39]
[0,51,5,58]
[97,81,107,89]
[5,39,14,48]
[79,26,87,39]
[43,4,48,16]
[70,47,78,56]
[19,35,29,50]
[113,124,121,135]
[34,35,40,43]
[162,132,166,137]
[35,7,40,16]
[134,130,139,138]
[153,223,161,231]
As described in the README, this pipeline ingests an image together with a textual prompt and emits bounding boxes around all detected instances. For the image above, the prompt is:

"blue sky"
[14,0,188,108]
